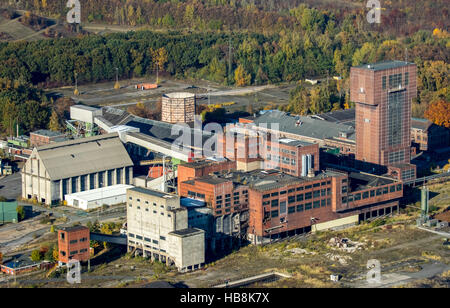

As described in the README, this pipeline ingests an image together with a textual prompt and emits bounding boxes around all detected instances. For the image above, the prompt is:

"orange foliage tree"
[424,100,450,128]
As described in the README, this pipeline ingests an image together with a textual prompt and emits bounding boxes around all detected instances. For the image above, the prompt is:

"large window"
[389,73,402,88]
[388,90,406,147]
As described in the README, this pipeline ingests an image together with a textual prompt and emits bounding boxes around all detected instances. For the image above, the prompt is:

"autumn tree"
[150,47,168,84]
[234,64,251,87]
[424,100,450,128]
[48,110,61,132]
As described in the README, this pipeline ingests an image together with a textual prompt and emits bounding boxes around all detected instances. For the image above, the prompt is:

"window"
[342,186,347,194]
[354,193,361,201]
[280,201,287,214]
[382,76,387,89]
[70,240,78,244]
[288,196,296,204]
[296,186,304,191]
[305,192,312,200]
[271,199,279,207]
[263,194,270,199]
[363,191,369,199]
[376,189,382,196]
[280,190,287,195]
[271,210,279,218]
[405,72,409,86]
[321,199,327,207]
[160,236,166,241]
[305,203,312,210]
[313,190,320,198]
[136,235,143,240]
[397,184,402,191]
[297,204,304,212]
[288,206,296,214]
[390,185,396,193]
[370,190,375,197]
[313,201,320,208]
[383,187,389,194]
[297,194,304,202]
[271,192,279,197]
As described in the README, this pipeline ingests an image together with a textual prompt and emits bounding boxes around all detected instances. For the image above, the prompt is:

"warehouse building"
[21,133,134,206]
[65,184,134,210]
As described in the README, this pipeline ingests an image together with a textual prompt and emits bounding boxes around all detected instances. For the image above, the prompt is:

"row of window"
[342,184,402,203]
[269,199,332,218]
[128,204,172,217]
[262,182,331,199]
[68,237,88,244]
[382,73,409,89]
[128,233,165,243]
[70,248,88,256]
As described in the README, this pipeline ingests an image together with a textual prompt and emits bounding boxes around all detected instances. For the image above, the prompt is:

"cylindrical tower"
[161,92,196,124]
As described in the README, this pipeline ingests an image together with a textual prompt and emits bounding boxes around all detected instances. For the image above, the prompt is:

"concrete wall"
[167,230,205,271]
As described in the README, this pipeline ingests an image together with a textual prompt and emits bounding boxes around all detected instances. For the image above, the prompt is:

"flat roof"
[279,138,313,147]
[354,60,414,71]
[169,228,204,238]
[65,184,134,201]
[128,187,178,199]
[31,129,65,137]
[180,198,207,208]
[253,110,356,141]
[59,225,89,232]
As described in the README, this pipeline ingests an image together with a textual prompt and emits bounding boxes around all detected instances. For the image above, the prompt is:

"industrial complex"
[2,60,445,275]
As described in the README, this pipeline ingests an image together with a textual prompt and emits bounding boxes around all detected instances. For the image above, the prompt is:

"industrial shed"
[65,184,134,210]
[21,133,134,206]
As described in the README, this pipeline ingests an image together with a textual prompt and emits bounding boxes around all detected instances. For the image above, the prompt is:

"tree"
[424,100,450,128]
[17,205,26,221]
[48,110,61,132]
[234,65,251,87]
[31,249,42,262]
[52,248,59,262]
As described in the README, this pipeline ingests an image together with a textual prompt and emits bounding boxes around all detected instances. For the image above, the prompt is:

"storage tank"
[161,92,196,124]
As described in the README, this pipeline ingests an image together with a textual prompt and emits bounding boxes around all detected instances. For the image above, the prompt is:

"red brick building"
[177,159,236,193]
[179,168,403,245]
[58,226,90,264]
[30,129,66,148]
[350,61,417,167]
[216,125,319,177]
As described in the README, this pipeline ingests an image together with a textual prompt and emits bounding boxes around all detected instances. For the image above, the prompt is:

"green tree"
[31,249,42,262]
[17,205,26,221]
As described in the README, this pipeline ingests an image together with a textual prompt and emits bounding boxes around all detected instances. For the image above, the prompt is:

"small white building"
[65,184,134,210]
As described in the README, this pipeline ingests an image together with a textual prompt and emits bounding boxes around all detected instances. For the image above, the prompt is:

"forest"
[0,1,448,134]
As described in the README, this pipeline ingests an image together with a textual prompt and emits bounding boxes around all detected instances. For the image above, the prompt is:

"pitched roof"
[36,133,133,180]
